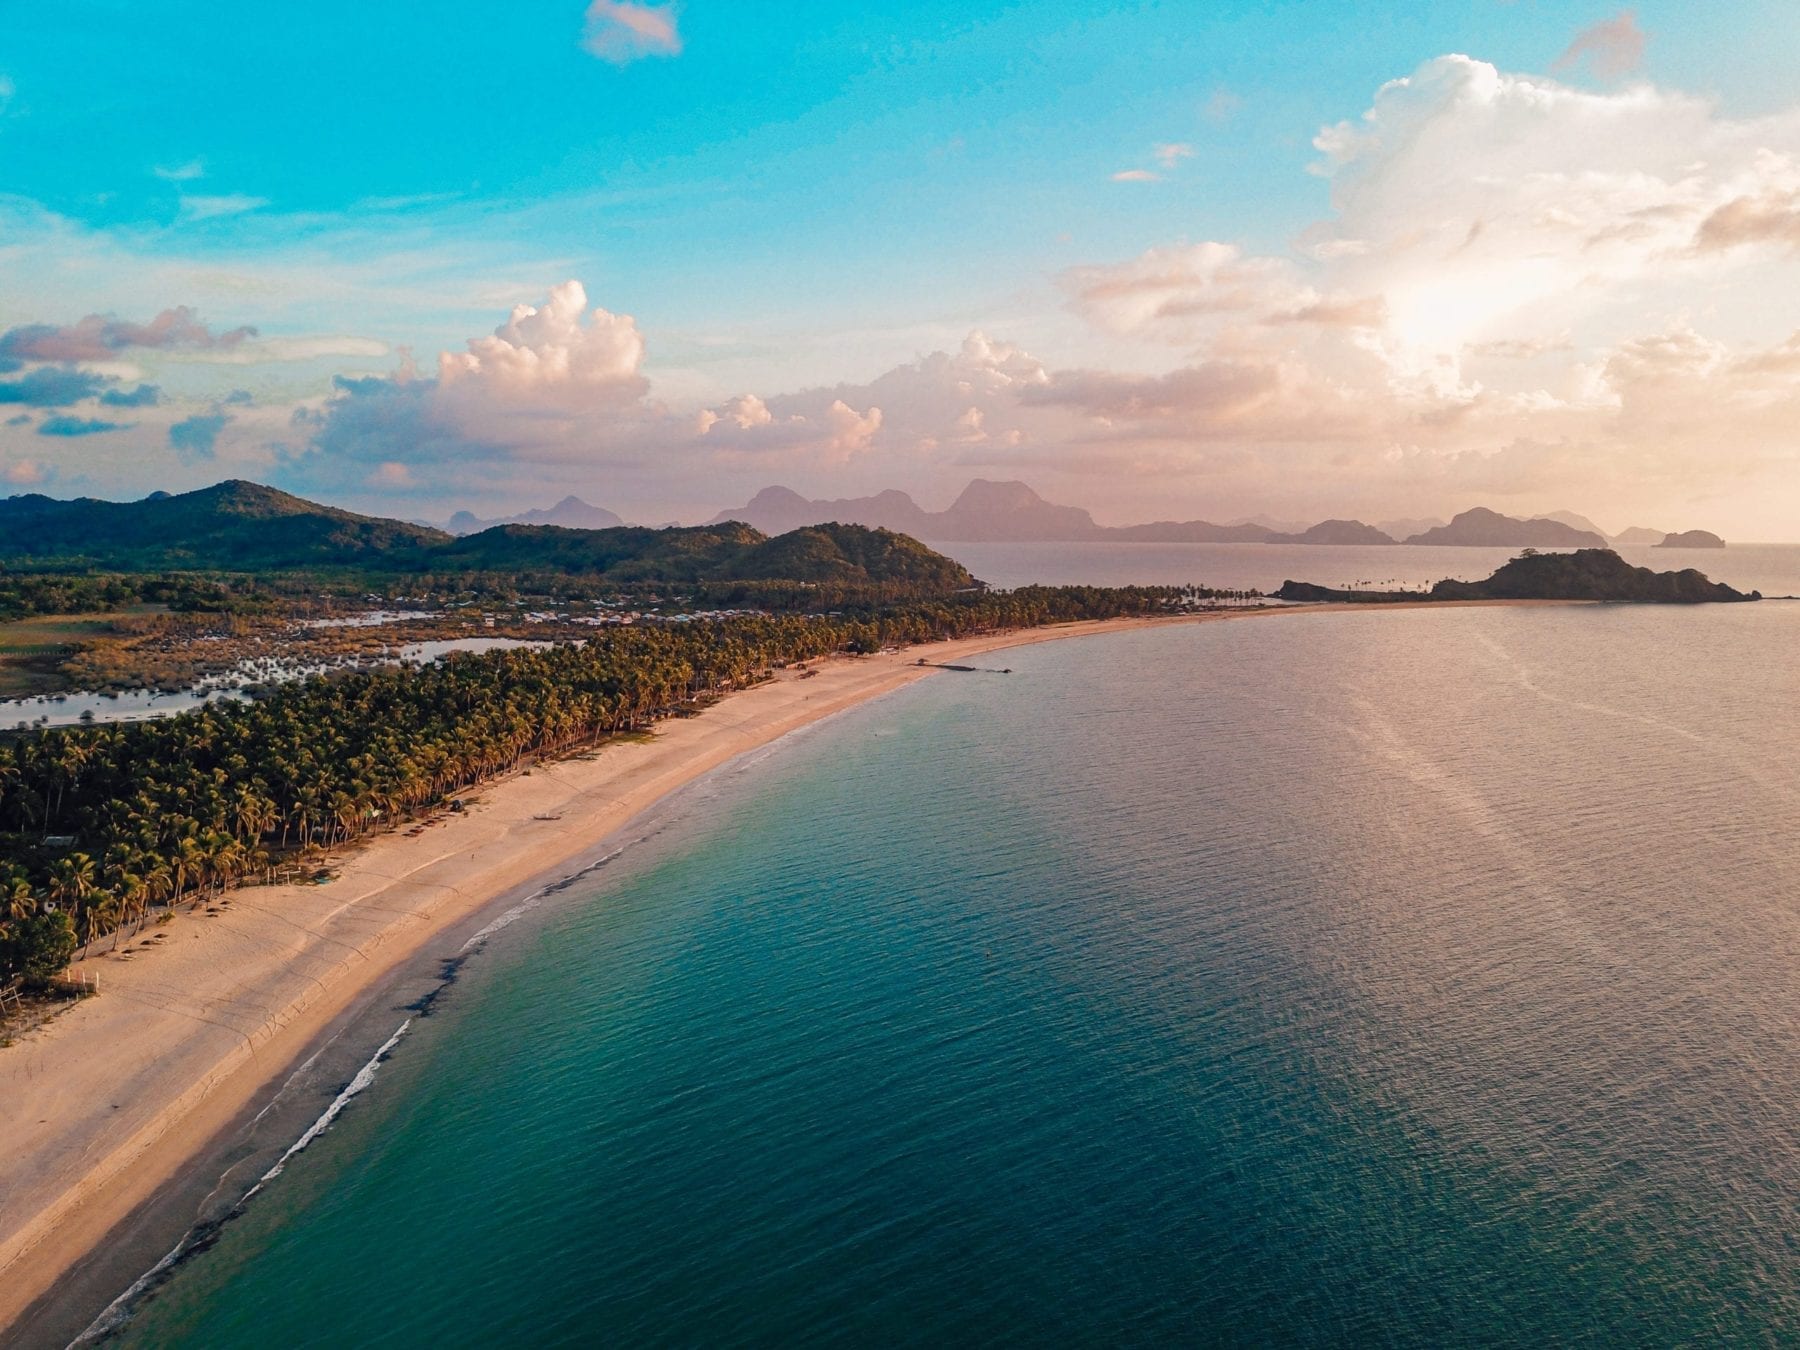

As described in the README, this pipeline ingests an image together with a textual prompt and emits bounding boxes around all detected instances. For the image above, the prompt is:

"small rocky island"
[1654,529,1726,549]
[1276,548,1760,604]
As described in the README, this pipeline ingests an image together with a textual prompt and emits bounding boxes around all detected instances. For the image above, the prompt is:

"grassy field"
[0,613,143,698]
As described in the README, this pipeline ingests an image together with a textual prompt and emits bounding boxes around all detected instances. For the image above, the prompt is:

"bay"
[118,602,1800,1347]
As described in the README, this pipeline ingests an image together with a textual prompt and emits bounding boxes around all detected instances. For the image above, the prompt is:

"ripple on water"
[119,604,1800,1347]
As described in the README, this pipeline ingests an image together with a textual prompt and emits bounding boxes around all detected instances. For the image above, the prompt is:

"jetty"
[914,659,1011,674]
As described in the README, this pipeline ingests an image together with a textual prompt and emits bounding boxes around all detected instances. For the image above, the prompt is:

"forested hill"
[1431,549,1756,601]
[0,481,447,569]
[0,481,976,588]
[431,521,976,587]
[1274,549,1759,604]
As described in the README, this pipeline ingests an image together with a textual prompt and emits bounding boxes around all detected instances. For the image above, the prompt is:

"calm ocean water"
[115,603,1800,1347]
[942,539,1800,597]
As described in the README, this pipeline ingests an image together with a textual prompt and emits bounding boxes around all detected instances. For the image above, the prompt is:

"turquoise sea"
[109,603,1800,1346]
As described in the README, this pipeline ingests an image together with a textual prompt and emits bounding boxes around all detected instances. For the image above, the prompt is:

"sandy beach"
[0,601,1568,1338]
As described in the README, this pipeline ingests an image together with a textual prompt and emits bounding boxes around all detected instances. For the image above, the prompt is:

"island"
[1285,519,1398,545]
[1275,548,1759,604]
[1403,507,1607,549]
[1654,529,1726,549]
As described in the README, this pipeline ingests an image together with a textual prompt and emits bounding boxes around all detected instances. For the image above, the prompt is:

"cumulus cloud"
[438,280,648,404]
[1016,51,1800,525]
[0,307,256,362]
[2,458,47,485]
[42,52,1800,532]
[0,367,110,406]
[1153,143,1195,170]
[99,383,162,408]
[1553,11,1648,81]
[291,291,1065,506]
[1288,54,1800,392]
[582,1,682,64]
[1694,183,1800,255]
[283,282,660,499]
[169,412,231,461]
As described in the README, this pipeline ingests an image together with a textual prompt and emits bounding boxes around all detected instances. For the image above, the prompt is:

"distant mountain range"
[1,479,1729,581]
[1376,517,1447,541]
[710,480,1310,544]
[1403,508,1608,549]
[445,496,625,535]
[0,481,974,587]
[706,481,1713,549]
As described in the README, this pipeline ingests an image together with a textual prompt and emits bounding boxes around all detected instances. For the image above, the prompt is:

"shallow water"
[116,604,1800,1346]
[0,637,553,729]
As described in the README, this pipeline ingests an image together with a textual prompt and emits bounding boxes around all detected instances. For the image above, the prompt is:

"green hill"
[731,524,974,587]
[0,480,448,569]
[430,521,766,579]
[0,482,978,590]
[435,520,974,588]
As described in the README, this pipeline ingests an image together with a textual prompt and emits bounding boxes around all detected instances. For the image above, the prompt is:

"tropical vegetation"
[0,585,1192,983]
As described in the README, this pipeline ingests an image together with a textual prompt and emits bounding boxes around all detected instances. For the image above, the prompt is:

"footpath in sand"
[0,614,1232,1332]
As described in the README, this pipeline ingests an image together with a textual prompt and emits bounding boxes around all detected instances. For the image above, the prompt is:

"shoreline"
[0,600,1580,1341]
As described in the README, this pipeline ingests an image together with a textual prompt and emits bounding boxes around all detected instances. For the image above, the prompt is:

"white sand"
[0,601,1571,1331]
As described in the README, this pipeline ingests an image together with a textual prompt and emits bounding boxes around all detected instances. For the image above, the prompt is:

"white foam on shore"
[63,675,916,1346]
[69,1019,412,1347]
[459,848,622,954]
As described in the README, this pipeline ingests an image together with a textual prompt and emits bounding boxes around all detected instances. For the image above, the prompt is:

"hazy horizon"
[5,3,1800,536]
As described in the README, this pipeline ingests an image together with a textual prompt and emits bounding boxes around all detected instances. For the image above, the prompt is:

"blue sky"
[4,2,1800,534]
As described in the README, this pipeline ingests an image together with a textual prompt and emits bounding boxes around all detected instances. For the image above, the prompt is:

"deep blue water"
[117,604,1800,1347]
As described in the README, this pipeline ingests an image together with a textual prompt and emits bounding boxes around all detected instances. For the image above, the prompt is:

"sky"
[4,0,1800,537]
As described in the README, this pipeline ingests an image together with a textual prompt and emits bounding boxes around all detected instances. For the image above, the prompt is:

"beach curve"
[0,601,1571,1340]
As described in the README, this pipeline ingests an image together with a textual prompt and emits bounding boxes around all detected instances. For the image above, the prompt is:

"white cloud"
[179,193,270,222]
[1553,10,1648,81]
[582,1,682,64]
[154,159,206,183]
[169,335,391,365]
[438,279,647,404]
[21,52,1800,535]
[1153,143,1195,170]
[823,400,881,455]
[1111,169,1159,183]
